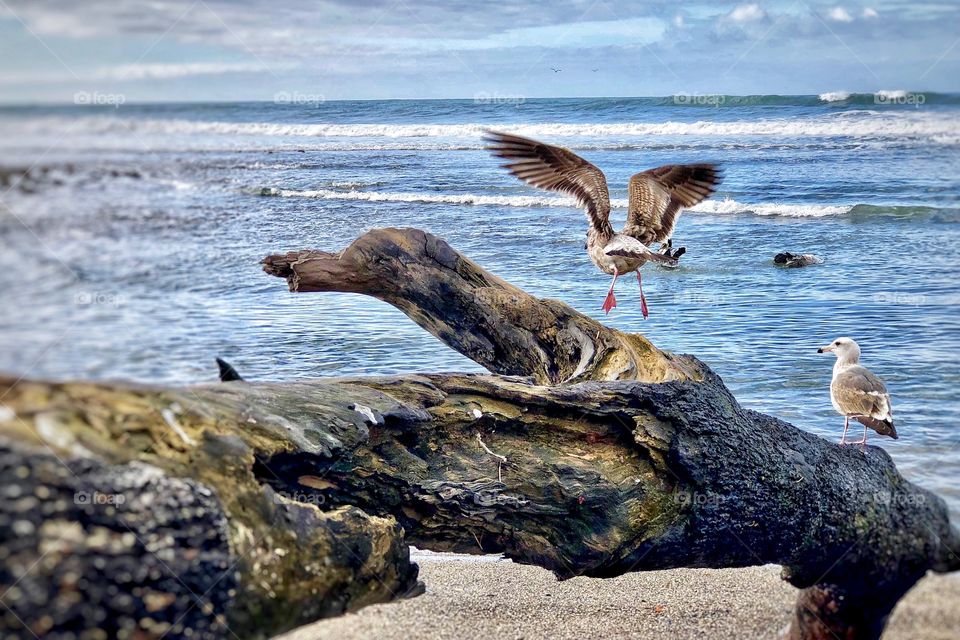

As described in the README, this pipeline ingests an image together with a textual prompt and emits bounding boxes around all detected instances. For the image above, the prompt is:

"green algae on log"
[0,227,957,640]
[0,378,421,640]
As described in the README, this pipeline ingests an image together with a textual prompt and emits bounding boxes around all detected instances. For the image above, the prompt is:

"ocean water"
[0,94,958,514]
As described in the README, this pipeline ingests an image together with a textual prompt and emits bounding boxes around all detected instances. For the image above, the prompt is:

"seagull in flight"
[484,131,722,317]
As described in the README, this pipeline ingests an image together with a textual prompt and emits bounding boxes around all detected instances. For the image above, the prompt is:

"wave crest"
[7,113,956,144]
[258,187,858,218]
[819,91,852,102]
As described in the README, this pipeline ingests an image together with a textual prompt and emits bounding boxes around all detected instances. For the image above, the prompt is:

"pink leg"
[845,418,867,448]
[839,416,849,445]
[601,267,619,314]
[637,271,649,319]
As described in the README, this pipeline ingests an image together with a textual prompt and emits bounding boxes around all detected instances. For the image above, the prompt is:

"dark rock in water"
[0,164,79,194]
[216,357,243,382]
[0,438,234,640]
[774,252,824,267]
[108,169,142,179]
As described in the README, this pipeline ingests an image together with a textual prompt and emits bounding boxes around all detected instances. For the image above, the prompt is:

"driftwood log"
[1,227,957,640]
[260,226,696,385]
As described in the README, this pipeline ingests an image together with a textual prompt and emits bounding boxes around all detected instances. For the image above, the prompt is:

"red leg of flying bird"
[601,267,619,314]
[637,271,649,319]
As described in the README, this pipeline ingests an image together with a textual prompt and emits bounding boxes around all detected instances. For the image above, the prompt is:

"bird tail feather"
[855,416,898,439]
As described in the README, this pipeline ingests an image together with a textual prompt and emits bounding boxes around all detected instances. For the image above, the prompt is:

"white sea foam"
[932,134,960,145]
[134,116,955,140]
[7,113,955,143]
[264,187,854,218]
[160,179,195,191]
[819,91,852,102]
[690,198,852,218]
[328,180,376,189]
[875,89,908,100]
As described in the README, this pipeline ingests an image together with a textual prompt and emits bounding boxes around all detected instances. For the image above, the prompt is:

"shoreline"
[279,556,960,640]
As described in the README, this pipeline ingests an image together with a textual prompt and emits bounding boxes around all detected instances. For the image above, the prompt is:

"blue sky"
[0,0,957,102]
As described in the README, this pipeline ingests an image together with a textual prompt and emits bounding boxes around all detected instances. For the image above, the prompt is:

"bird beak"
[817,345,833,353]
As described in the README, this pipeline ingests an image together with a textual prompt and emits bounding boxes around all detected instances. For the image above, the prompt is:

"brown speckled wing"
[831,365,893,422]
[484,131,612,236]
[624,164,722,244]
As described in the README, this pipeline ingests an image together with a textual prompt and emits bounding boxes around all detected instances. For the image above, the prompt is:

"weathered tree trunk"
[260,227,697,385]
[1,227,956,640]
[0,378,422,640]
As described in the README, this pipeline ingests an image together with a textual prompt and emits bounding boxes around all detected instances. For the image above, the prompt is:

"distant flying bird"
[550,67,562,73]
[484,131,722,317]
[591,68,600,72]
[818,337,897,449]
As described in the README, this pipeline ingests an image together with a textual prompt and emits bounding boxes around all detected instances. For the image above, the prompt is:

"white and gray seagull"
[817,337,898,449]
[484,131,722,317]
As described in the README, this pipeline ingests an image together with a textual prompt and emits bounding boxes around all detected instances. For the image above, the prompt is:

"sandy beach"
[281,553,960,640]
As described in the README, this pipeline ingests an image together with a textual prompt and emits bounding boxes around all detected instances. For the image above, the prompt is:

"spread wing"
[831,365,894,422]
[623,164,722,244]
[484,131,612,236]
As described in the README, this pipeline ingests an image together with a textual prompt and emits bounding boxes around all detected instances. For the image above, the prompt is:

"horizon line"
[0,90,956,108]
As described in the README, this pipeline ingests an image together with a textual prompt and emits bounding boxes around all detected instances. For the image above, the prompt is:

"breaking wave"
[127,116,958,141]
[818,91,853,102]
[6,113,957,144]
[258,187,868,218]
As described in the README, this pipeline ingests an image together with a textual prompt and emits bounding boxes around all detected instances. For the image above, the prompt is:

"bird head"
[817,337,861,364]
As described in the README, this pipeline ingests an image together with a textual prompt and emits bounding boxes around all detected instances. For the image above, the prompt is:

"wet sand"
[279,554,960,640]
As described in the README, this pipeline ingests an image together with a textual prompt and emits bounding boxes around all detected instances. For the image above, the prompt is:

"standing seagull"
[484,131,722,317]
[818,337,898,449]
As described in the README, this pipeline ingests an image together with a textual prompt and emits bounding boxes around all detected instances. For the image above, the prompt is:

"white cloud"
[862,7,879,19]
[94,62,276,80]
[826,7,855,23]
[347,17,667,52]
[0,61,284,86]
[729,4,767,23]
